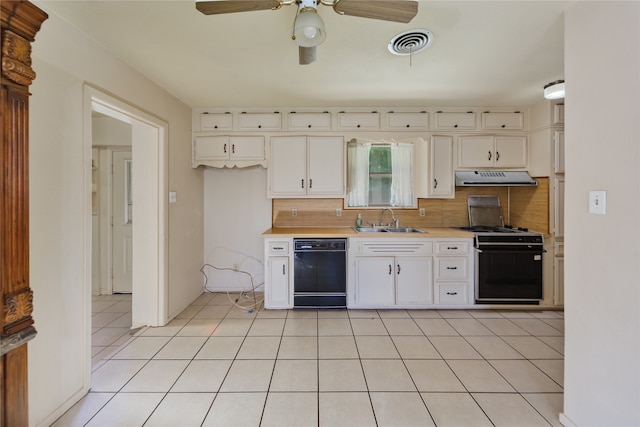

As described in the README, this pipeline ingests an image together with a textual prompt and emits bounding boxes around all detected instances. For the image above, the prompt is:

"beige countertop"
[262,227,475,239]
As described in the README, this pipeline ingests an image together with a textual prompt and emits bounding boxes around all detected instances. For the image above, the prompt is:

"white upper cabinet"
[386,111,429,130]
[193,135,266,168]
[481,111,524,130]
[199,112,233,131]
[336,111,380,130]
[434,111,477,130]
[288,112,332,131]
[269,136,344,198]
[554,104,565,125]
[458,135,527,168]
[428,135,455,198]
[554,130,565,173]
[238,112,282,131]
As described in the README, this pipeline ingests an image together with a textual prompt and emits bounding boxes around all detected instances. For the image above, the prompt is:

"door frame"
[84,85,169,330]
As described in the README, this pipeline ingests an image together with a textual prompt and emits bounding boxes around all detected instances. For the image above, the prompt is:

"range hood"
[455,170,538,187]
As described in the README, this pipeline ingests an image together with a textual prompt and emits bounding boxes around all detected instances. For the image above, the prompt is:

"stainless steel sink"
[384,227,426,233]
[352,227,385,233]
[353,227,426,233]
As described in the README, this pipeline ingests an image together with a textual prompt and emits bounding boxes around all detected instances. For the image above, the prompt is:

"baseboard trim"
[559,413,578,427]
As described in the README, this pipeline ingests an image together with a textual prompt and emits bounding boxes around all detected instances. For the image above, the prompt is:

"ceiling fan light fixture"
[544,79,565,99]
[293,7,326,47]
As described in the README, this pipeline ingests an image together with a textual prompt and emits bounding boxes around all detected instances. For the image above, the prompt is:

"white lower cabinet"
[354,255,433,307]
[433,239,473,305]
[265,236,473,310]
[264,239,292,309]
[349,237,473,308]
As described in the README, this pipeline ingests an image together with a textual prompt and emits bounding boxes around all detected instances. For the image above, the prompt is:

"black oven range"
[461,196,544,304]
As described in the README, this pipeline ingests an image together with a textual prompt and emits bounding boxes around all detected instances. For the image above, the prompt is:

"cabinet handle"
[282,265,286,275]
[389,264,392,275]
[309,179,313,188]
[446,292,458,295]
[397,264,401,274]
[454,124,458,128]
[446,266,458,270]
[496,151,500,161]
[224,143,227,153]
[301,179,304,189]
[433,178,438,189]
[501,124,506,128]
[447,246,458,250]
[232,144,235,154]
[488,151,492,161]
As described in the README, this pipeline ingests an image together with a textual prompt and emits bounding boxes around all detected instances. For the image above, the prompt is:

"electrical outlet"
[233,263,239,272]
[336,208,342,217]
[292,208,297,217]
[419,208,426,217]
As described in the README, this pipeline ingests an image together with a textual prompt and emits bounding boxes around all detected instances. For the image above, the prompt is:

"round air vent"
[388,29,433,56]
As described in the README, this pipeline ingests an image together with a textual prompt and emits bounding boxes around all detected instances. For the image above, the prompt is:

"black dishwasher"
[293,238,347,308]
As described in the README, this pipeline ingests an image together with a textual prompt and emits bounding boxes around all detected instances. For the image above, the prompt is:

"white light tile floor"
[54,293,564,427]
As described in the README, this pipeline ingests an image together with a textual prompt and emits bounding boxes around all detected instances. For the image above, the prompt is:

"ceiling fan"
[195,0,419,64]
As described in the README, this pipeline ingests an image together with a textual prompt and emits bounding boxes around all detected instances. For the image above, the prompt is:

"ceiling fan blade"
[299,46,317,65]
[333,0,418,24]
[196,0,281,15]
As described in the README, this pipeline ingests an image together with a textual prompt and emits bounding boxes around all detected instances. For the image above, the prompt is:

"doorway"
[85,85,169,336]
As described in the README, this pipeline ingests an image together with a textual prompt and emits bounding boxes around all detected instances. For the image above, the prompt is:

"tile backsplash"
[272,178,549,234]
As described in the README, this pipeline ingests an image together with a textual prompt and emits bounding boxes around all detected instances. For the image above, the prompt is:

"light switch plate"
[169,191,177,203]
[589,190,606,214]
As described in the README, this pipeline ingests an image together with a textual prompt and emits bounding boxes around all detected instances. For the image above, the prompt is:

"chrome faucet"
[380,208,399,228]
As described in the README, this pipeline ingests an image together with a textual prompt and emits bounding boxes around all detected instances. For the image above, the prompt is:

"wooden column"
[0,2,47,426]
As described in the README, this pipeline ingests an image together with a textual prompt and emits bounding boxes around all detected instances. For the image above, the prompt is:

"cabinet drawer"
[436,241,469,255]
[434,111,476,130]
[336,112,380,130]
[199,112,233,131]
[386,112,429,130]
[268,241,289,255]
[436,283,468,304]
[239,112,282,130]
[436,257,468,280]
[288,112,332,130]
[481,111,524,130]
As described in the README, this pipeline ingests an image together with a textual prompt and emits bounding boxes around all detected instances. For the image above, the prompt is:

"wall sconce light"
[544,80,565,99]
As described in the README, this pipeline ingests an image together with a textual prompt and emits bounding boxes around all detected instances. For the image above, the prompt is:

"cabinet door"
[194,136,229,161]
[395,256,433,305]
[270,136,307,197]
[307,136,344,196]
[458,135,494,168]
[230,136,265,161]
[434,111,476,130]
[288,112,332,131]
[200,113,233,131]
[428,135,454,198]
[554,130,565,173]
[386,112,429,130]
[238,112,282,130]
[495,136,527,168]
[554,176,565,237]
[336,112,380,130]
[355,257,395,306]
[554,256,564,306]
[267,257,290,308]
[481,111,524,130]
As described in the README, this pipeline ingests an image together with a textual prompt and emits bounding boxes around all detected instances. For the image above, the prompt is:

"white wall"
[563,2,640,426]
[28,6,203,426]
[203,167,271,293]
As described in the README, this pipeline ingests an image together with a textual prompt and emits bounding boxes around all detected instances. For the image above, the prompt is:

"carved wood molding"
[2,289,34,336]
[2,30,35,86]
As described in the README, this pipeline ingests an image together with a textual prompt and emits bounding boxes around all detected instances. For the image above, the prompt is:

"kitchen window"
[347,140,414,207]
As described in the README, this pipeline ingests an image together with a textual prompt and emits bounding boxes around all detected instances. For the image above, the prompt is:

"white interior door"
[112,150,133,293]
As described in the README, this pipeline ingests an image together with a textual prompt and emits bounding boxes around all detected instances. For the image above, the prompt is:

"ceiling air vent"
[388,29,433,56]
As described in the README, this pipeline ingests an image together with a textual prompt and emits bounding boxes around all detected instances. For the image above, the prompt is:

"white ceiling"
[39,0,569,109]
